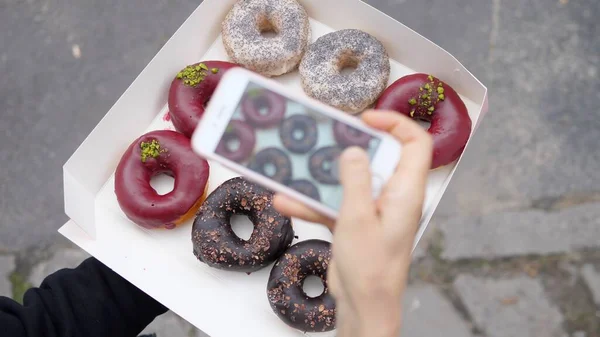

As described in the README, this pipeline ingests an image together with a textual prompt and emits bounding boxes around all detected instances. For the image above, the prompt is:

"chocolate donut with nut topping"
[267,240,336,332]
[192,177,294,272]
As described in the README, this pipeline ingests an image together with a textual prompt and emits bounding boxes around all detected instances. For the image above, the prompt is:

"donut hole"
[258,16,279,38]
[302,275,325,298]
[322,159,339,175]
[292,129,305,140]
[230,214,254,241]
[337,51,360,76]
[262,162,278,177]
[252,96,272,116]
[225,137,241,152]
[416,119,432,130]
[150,172,175,196]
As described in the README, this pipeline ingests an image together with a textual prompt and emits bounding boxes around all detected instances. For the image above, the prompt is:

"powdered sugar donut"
[222,0,310,77]
[300,29,390,114]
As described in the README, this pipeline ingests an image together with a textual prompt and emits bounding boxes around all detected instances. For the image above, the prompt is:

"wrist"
[337,302,401,337]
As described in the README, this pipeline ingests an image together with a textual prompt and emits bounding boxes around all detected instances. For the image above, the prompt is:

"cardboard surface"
[61,0,488,336]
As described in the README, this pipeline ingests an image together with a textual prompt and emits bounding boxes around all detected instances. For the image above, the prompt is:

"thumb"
[338,147,375,225]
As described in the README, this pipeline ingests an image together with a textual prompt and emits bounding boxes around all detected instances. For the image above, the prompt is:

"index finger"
[273,194,335,229]
[362,110,432,177]
[362,110,432,222]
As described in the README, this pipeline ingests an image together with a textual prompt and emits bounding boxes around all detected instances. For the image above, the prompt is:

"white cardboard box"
[60,0,488,336]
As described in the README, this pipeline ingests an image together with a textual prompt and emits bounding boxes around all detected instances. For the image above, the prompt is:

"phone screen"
[216,82,382,211]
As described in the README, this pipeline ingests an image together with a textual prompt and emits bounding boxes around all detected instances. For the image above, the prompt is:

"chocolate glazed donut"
[279,115,318,154]
[168,61,239,138]
[309,146,342,185]
[115,130,210,229]
[288,179,320,201]
[267,240,335,332]
[192,177,294,272]
[248,147,293,184]
[241,89,286,128]
[376,74,472,169]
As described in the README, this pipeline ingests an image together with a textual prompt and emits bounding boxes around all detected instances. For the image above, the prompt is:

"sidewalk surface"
[1,0,598,336]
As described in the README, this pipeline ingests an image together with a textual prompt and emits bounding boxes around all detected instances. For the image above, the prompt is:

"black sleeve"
[0,257,167,337]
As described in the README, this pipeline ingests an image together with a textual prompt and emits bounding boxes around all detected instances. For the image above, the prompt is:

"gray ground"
[0,0,599,336]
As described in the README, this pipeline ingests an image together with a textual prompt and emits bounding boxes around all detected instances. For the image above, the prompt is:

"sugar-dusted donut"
[192,177,294,272]
[376,74,472,169]
[222,0,310,77]
[300,29,390,114]
[115,130,210,229]
[168,61,239,138]
[267,240,336,332]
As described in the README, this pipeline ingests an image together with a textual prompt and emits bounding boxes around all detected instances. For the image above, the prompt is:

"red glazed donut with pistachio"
[376,74,472,169]
[168,61,239,138]
[115,130,210,229]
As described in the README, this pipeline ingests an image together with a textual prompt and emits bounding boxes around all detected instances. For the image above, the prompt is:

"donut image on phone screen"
[215,83,382,211]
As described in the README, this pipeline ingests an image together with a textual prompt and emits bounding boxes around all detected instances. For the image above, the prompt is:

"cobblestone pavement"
[1,0,599,336]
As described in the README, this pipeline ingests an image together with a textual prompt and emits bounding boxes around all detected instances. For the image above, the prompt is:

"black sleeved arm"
[0,257,167,337]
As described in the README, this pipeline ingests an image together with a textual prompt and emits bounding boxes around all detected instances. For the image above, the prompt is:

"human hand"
[274,110,433,337]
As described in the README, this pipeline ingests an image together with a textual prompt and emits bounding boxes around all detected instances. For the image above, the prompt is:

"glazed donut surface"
[376,74,472,169]
[115,130,210,229]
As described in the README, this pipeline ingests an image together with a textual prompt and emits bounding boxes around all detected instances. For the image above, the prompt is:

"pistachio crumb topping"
[406,74,446,118]
[176,63,214,87]
[140,139,164,162]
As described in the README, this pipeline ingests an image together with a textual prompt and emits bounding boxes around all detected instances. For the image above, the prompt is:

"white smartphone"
[191,68,401,218]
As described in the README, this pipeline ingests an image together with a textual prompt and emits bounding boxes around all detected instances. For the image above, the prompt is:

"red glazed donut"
[241,89,286,128]
[115,130,210,229]
[215,120,256,162]
[332,120,372,148]
[376,74,471,169]
[168,61,239,138]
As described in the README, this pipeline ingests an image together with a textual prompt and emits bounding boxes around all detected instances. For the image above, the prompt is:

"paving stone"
[141,311,193,337]
[412,228,433,260]
[401,285,473,337]
[412,241,427,260]
[431,0,600,218]
[28,248,90,287]
[581,264,600,307]
[0,255,16,297]
[439,203,600,260]
[573,331,586,337]
[454,275,564,337]
[0,0,199,251]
